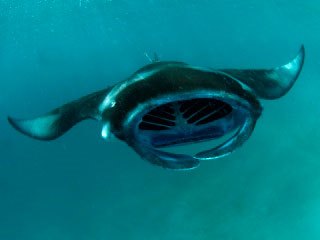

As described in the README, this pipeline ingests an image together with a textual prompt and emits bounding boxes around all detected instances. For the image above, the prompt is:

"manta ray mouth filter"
[8,46,305,170]
[121,90,262,170]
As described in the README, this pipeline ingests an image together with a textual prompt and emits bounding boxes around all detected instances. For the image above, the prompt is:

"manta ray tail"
[8,88,110,140]
[221,45,305,100]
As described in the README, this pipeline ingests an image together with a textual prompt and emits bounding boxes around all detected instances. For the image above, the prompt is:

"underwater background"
[0,0,320,239]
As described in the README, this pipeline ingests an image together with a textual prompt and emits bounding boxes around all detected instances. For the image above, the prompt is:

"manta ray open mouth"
[139,98,232,130]
[7,45,305,170]
[138,98,234,147]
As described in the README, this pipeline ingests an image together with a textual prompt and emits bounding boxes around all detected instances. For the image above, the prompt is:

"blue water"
[1,1,320,239]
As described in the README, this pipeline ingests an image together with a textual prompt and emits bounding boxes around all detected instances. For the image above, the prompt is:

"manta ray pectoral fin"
[8,114,66,141]
[220,45,305,99]
[8,88,110,140]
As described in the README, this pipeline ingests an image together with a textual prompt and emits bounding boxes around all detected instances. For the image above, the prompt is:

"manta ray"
[8,46,305,170]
